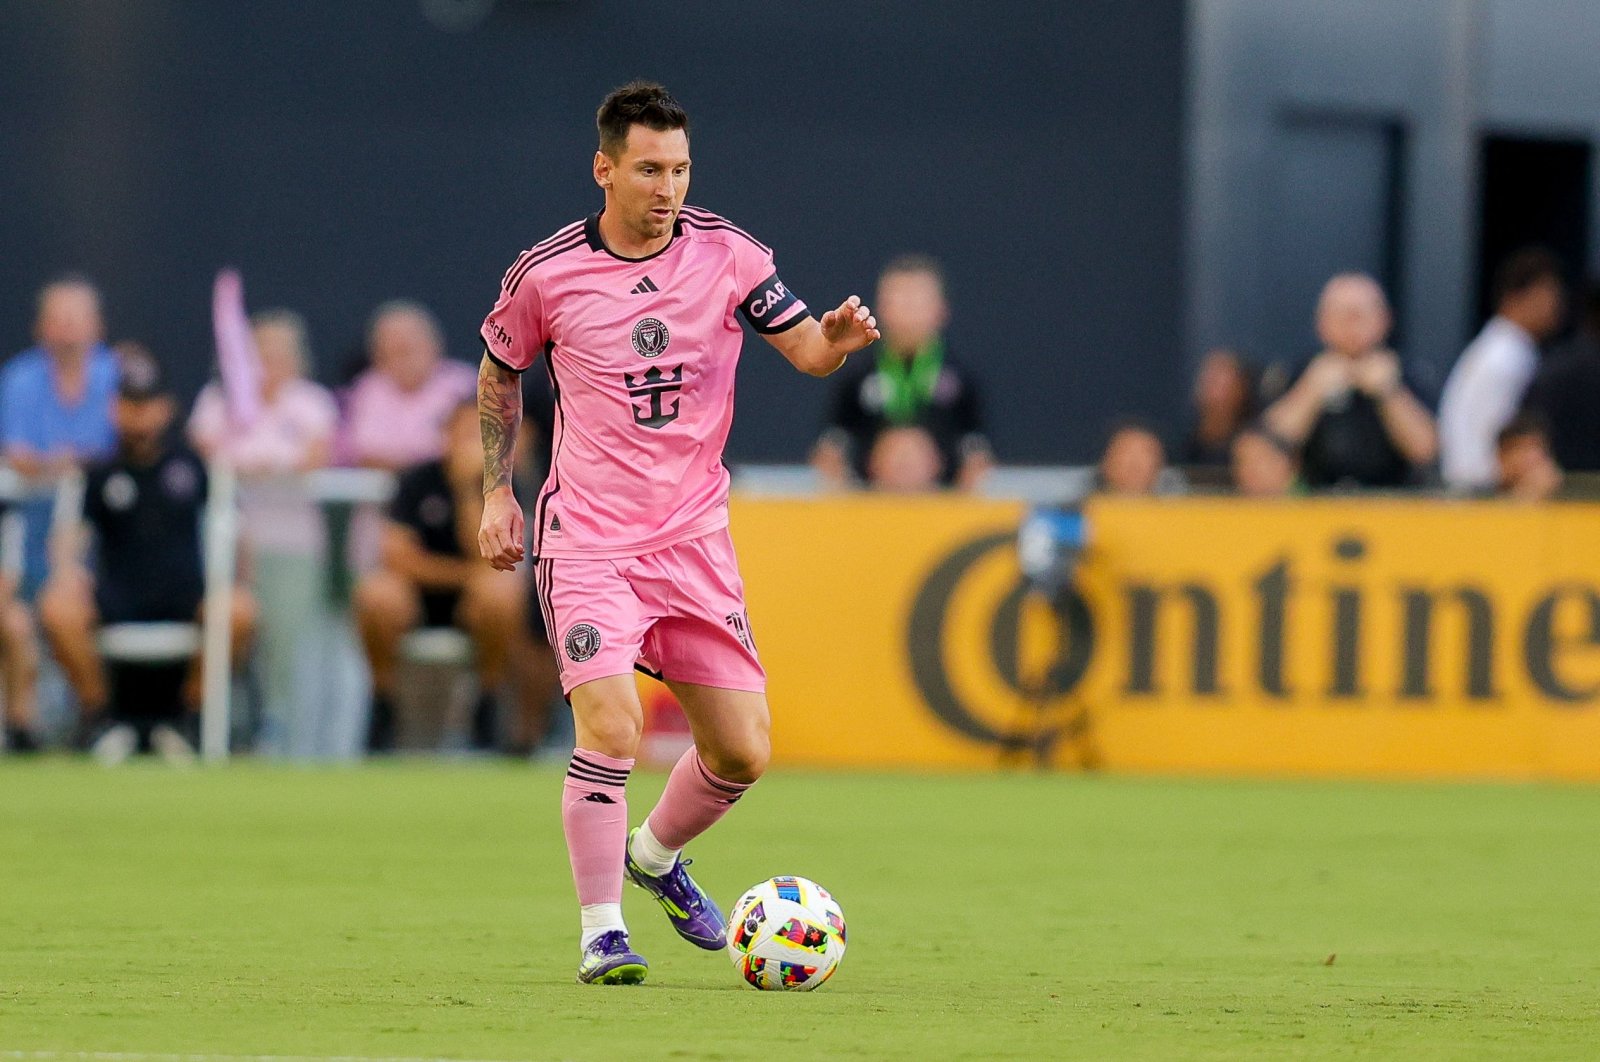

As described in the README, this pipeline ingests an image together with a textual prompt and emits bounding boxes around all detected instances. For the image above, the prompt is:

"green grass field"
[1,761,1597,1060]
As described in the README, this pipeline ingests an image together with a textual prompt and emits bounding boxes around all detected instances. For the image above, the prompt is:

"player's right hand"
[479,486,526,572]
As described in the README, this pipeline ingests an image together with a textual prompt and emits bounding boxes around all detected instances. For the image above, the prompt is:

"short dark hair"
[596,81,689,158]
[1493,247,1563,307]
[35,272,100,316]
[880,254,944,286]
[1101,418,1165,452]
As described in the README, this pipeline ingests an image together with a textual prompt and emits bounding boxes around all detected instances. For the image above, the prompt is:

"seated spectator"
[39,353,255,762]
[1521,282,1600,473]
[189,308,339,755]
[2,275,120,598]
[339,300,476,469]
[1182,348,1258,467]
[354,399,551,753]
[1495,414,1563,502]
[812,256,992,491]
[1263,273,1437,489]
[866,425,944,493]
[0,573,40,753]
[1230,423,1302,498]
[1438,249,1566,490]
[1096,422,1167,496]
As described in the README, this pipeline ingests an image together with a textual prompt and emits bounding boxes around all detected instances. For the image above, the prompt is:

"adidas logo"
[550,514,562,533]
[583,792,616,804]
[629,276,660,295]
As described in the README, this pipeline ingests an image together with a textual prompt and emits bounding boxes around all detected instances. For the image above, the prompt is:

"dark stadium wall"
[0,0,1186,465]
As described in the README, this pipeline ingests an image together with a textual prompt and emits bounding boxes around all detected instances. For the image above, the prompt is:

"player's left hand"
[820,295,880,355]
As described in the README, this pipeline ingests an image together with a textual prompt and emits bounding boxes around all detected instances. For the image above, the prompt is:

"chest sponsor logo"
[625,365,685,429]
[631,316,670,359]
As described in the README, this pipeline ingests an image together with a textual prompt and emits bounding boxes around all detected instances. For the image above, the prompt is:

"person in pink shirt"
[476,82,880,985]
[340,300,476,470]
[189,309,339,754]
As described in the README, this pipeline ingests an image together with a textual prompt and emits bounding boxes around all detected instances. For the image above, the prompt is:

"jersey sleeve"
[480,260,548,373]
[732,238,811,335]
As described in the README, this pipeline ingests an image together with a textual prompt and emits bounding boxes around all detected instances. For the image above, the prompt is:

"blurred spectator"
[866,426,944,493]
[1182,348,1258,466]
[0,575,40,753]
[1495,414,1563,502]
[2,276,120,598]
[354,400,554,753]
[39,352,255,762]
[1230,423,1302,498]
[1263,274,1437,489]
[340,300,475,469]
[2,276,118,478]
[1438,249,1566,490]
[189,308,339,754]
[1521,282,1600,473]
[812,256,991,491]
[1097,422,1167,496]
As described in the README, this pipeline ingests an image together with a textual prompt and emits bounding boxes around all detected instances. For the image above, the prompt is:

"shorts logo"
[565,622,602,663]
[631,317,670,358]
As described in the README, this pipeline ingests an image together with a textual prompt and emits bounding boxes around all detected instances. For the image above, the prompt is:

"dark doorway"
[1477,135,1591,328]
[1261,114,1407,364]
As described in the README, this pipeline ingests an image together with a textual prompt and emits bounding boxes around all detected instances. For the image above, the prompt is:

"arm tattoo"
[478,354,523,494]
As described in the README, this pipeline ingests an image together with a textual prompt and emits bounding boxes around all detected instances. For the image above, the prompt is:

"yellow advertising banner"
[729,495,1600,780]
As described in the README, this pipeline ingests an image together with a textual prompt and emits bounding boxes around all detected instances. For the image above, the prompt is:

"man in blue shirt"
[1,276,120,599]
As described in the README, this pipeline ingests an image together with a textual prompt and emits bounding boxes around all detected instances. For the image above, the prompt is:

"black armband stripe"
[757,307,812,335]
[739,271,806,333]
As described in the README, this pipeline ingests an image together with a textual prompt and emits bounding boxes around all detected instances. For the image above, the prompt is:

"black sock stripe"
[567,765,628,787]
[571,755,631,780]
[567,772,625,790]
[694,758,749,794]
[571,752,630,772]
[568,763,629,784]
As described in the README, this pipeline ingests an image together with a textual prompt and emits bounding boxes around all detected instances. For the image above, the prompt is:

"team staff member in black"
[354,398,557,753]
[1263,273,1437,489]
[39,350,256,759]
[812,255,993,491]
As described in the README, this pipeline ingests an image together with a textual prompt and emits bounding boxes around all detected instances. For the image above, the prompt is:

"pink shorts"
[534,529,766,695]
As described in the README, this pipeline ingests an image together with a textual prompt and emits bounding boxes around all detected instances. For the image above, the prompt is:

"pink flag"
[212,268,263,431]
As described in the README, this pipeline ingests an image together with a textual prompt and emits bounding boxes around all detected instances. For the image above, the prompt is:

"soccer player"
[476,82,879,985]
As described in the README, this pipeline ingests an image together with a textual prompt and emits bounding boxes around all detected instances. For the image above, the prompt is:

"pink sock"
[644,749,755,851]
[561,749,634,906]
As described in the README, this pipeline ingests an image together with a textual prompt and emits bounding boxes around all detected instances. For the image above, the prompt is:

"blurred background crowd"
[5,1,1600,762]
[2,242,1593,761]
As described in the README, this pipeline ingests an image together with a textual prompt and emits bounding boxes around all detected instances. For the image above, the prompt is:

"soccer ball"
[726,875,846,991]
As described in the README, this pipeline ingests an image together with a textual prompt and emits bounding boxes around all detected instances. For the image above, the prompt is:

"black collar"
[584,210,683,262]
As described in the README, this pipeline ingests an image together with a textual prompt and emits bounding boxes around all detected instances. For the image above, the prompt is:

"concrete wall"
[0,0,1187,464]
[1188,0,1600,397]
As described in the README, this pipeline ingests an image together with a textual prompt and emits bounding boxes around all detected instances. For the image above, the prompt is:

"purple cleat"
[625,828,728,950]
[576,930,648,985]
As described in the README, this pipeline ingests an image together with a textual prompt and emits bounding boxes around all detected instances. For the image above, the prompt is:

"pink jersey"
[481,207,809,559]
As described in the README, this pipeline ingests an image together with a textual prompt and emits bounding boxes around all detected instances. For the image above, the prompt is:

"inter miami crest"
[565,623,602,663]
[631,317,670,358]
